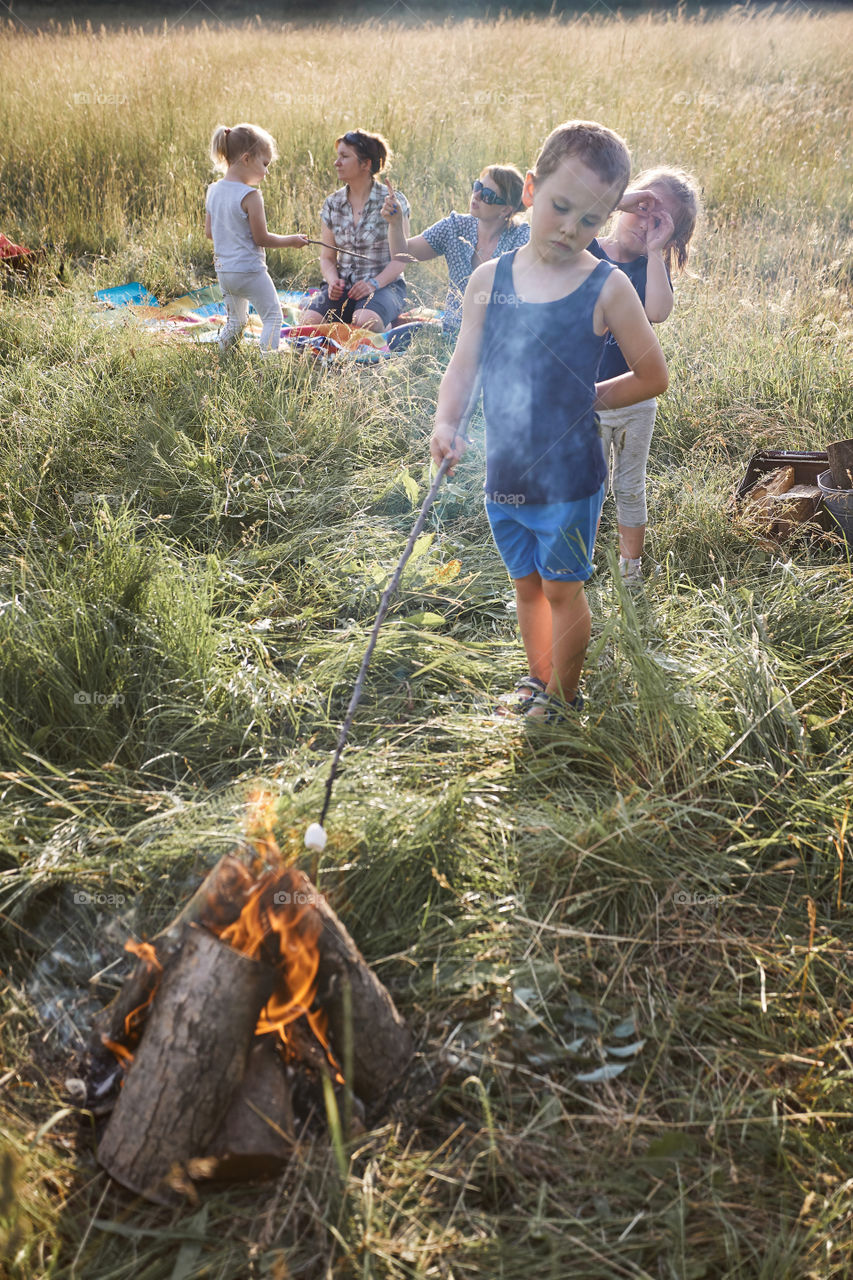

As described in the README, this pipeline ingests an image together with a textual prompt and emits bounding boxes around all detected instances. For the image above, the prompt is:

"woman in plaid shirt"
[299,129,411,333]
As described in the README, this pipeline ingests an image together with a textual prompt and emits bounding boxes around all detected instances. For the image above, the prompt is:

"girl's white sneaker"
[619,555,643,585]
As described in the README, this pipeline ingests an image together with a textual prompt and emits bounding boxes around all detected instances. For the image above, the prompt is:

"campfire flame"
[220,794,340,1074]
[243,788,283,873]
[100,940,165,1065]
[102,1037,134,1067]
[107,790,341,1081]
[122,940,162,1041]
[219,870,337,1066]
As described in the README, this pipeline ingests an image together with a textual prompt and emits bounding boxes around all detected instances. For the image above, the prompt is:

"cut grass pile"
[0,6,852,1278]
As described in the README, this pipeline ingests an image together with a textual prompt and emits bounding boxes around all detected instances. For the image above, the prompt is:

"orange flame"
[219,869,340,1075]
[125,939,161,969]
[120,939,163,1041]
[105,792,342,1082]
[244,788,282,873]
[225,790,339,1065]
[102,1036,134,1067]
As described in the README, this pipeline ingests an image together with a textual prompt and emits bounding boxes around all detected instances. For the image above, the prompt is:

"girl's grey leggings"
[597,398,658,528]
[217,268,283,352]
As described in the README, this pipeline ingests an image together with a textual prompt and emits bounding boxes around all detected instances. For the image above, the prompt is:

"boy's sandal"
[524,689,585,724]
[514,675,547,701]
[493,674,547,716]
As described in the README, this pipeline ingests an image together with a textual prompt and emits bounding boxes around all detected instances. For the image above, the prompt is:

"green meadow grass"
[1,7,852,1279]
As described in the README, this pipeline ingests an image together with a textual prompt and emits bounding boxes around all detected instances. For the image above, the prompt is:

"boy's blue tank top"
[481,250,613,506]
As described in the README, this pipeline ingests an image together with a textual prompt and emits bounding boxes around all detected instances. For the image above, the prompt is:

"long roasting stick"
[302,237,417,264]
[317,455,454,829]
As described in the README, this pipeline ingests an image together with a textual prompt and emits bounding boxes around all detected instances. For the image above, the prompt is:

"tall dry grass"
[0,7,851,288]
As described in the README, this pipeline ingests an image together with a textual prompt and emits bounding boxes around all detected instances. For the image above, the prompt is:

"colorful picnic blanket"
[93,283,443,359]
[281,322,391,360]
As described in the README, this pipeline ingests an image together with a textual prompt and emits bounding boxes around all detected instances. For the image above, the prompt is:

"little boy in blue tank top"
[432,121,669,720]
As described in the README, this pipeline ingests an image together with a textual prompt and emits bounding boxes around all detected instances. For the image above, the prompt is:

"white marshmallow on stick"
[304,822,328,852]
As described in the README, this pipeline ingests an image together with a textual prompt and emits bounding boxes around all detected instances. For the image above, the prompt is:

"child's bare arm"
[243,190,309,249]
[389,228,437,264]
[643,250,674,322]
[204,211,213,241]
[594,271,668,410]
[432,263,492,471]
[643,207,675,322]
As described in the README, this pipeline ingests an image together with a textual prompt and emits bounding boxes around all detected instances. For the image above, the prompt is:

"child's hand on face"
[644,207,674,254]
[617,188,660,215]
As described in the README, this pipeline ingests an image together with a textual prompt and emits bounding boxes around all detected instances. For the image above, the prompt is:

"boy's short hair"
[533,120,631,201]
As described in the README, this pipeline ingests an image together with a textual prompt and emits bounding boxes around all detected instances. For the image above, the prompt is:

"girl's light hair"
[209,122,278,173]
[533,120,631,201]
[481,163,526,225]
[632,166,702,272]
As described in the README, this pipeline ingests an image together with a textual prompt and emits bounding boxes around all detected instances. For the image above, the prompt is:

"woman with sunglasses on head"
[299,128,411,333]
[381,165,529,335]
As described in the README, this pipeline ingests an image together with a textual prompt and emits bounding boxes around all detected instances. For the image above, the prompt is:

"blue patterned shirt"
[421,212,530,332]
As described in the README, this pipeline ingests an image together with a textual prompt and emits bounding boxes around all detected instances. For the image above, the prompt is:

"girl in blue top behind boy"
[205,122,308,354]
[432,120,668,722]
[590,167,701,583]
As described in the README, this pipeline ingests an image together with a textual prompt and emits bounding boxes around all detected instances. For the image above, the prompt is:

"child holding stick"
[431,121,668,721]
[205,122,308,353]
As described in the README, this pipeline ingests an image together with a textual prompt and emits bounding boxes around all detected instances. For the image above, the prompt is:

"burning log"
[97,927,272,1205]
[90,854,413,1202]
[89,855,254,1061]
[205,1036,295,1180]
[299,871,414,1105]
[215,865,413,1106]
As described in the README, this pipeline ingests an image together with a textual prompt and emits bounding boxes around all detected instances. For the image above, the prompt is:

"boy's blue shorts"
[485,483,606,582]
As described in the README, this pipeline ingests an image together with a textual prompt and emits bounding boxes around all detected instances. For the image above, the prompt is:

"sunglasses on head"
[472,179,507,205]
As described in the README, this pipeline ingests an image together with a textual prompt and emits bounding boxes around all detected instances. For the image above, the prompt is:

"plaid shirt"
[320,180,410,285]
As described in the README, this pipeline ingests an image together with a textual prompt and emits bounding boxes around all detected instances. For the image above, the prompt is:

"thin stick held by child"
[205,122,308,354]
